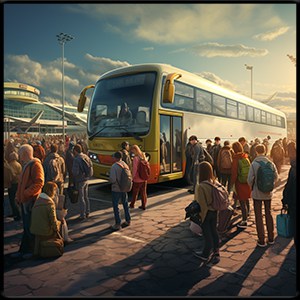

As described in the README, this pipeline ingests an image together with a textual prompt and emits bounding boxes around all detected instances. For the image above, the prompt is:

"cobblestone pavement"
[3,164,298,297]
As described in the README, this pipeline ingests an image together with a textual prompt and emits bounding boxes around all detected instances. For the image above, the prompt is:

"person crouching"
[30,181,62,257]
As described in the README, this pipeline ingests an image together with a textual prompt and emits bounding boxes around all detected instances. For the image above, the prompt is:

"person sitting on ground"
[30,181,62,257]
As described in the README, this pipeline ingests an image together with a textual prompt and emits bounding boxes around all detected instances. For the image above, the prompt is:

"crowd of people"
[185,134,296,271]
[3,132,296,275]
[4,133,91,259]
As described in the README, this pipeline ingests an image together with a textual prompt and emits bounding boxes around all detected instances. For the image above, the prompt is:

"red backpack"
[138,158,151,181]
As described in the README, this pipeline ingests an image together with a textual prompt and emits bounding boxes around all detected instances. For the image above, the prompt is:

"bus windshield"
[88,72,156,139]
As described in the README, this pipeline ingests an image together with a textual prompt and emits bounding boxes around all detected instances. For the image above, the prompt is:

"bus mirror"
[163,73,182,103]
[78,85,95,112]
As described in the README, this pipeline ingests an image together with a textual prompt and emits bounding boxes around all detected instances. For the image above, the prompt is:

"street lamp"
[245,64,253,99]
[56,32,74,143]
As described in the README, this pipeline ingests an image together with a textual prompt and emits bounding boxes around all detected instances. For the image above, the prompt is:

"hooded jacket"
[30,192,61,236]
[16,158,44,205]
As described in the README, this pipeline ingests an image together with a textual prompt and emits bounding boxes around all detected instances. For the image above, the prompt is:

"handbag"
[67,186,79,204]
[185,200,201,225]
[276,209,293,238]
[39,231,64,258]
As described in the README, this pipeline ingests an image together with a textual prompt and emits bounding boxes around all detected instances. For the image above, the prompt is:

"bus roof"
[97,63,286,118]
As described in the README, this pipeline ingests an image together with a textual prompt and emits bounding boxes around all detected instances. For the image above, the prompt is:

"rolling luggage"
[276,209,293,238]
[217,205,234,233]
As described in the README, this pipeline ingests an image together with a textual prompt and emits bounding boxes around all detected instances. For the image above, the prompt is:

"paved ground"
[3,163,298,297]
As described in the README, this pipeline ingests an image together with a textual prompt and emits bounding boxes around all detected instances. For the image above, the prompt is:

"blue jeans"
[112,191,131,225]
[77,181,90,218]
[19,203,35,254]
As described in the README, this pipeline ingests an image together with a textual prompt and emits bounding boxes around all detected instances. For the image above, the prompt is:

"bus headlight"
[88,151,100,163]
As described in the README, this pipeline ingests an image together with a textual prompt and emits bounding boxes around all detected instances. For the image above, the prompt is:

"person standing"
[65,141,75,189]
[281,158,296,275]
[287,140,296,164]
[72,144,92,220]
[249,138,260,162]
[247,144,278,247]
[129,145,148,210]
[43,144,66,195]
[194,161,220,264]
[270,139,285,174]
[11,144,44,259]
[188,135,205,194]
[230,141,251,228]
[238,137,250,156]
[185,139,193,186]
[205,139,213,154]
[217,140,233,193]
[32,140,46,163]
[120,141,132,171]
[210,136,222,181]
[5,152,22,221]
[109,151,131,230]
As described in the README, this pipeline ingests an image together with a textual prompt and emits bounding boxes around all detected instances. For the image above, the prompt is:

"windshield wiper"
[89,125,113,141]
[89,125,142,141]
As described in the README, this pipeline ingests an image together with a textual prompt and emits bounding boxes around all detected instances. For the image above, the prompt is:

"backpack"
[138,158,151,181]
[116,162,133,192]
[48,157,60,182]
[238,157,250,183]
[220,149,232,169]
[256,160,275,193]
[80,154,93,178]
[203,181,230,211]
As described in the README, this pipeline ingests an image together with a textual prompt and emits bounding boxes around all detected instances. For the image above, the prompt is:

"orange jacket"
[16,158,44,204]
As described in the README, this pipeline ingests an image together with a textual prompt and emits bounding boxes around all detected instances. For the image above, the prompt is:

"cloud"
[196,71,237,91]
[143,47,154,51]
[68,4,286,44]
[4,54,131,107]
[84,53,130,71]
[190,43,268,58]
[253,26,290,41]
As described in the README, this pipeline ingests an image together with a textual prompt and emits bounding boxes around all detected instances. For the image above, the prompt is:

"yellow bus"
[78,63,287,184]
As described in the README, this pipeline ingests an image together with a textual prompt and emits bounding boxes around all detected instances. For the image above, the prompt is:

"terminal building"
[3,82,88,140]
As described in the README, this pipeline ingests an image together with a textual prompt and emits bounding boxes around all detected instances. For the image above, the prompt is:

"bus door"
[160,114,183,175]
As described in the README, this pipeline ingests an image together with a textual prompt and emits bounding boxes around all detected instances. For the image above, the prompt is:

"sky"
[3,2,297,120]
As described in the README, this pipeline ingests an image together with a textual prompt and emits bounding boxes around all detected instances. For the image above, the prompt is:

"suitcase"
[276,209,293,238]
[217,205,234,233]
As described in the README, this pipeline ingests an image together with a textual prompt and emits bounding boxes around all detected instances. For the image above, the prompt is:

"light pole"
[56,32,74,143]
[244,64,253,99]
